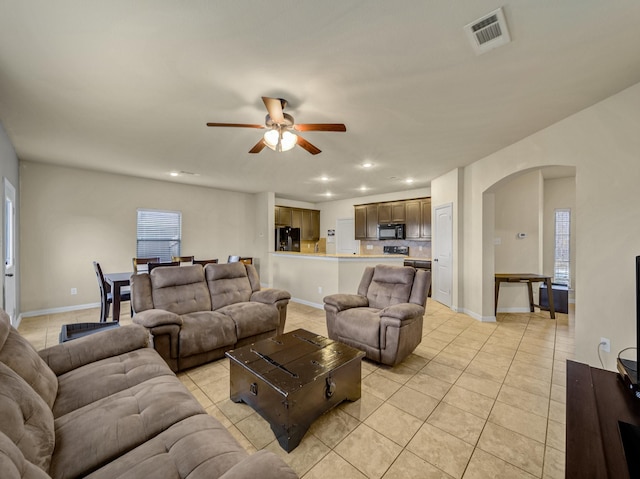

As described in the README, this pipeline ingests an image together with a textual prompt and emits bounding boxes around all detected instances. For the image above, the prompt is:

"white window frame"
[136,209,181,262]
[553,208,571,286]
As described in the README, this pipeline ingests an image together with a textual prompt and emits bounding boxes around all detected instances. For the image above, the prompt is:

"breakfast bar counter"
[271,252,405,308]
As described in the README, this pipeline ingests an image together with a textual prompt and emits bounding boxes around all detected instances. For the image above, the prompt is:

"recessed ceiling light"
[169,171,179,177]
[362,162,373,168]
[406,178,414,184]
[325,192,333,197]
[320,176,329,182]
[359,186,368,192]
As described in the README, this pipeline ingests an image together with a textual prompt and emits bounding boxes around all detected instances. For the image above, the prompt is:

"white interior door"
[433,203,453,308]
[336,218,359,254]
[4,178,16,325]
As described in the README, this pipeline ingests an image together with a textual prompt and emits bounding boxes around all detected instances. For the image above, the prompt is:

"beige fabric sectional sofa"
[131,262,291,372]
[0,310,298,479]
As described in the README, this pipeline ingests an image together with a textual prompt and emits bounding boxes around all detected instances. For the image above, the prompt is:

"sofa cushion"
[0,431,50,479]
[50,375,205,479]
[205,263,253,310]
[84,414,248,479]
[216,302,279,340]
[366,265,415,309]
[151,265,212,315]
[52,348,175,418]
[0,363,55,473]
[0,311,58,409]
[179,311,237,357]
[334,307,381,348]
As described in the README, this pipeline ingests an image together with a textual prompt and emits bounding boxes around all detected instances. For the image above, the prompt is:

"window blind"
[136,209,181,262]
[554,208,570,285]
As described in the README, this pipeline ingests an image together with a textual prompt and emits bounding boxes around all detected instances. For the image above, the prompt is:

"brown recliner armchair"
[323,264,431,366]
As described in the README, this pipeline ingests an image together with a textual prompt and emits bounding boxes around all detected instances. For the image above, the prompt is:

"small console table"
[494,273,555,318]
[566,361,640,478]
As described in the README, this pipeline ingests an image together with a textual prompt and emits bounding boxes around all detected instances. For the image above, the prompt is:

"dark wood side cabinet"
[566,360,640,479]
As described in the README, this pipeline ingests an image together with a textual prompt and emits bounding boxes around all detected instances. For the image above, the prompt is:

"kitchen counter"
[271,252,406,308]
[272,252,407,259]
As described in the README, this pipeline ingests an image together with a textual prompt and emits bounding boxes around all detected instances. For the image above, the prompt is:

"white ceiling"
[1,1,639,202]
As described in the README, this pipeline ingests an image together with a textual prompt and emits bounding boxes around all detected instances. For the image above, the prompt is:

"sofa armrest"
[219,450,298,479]
[380,303,425,322]
[133,309,183,328]
[38,324,150,376]
[250,288,291,305]
[323,294,369,312]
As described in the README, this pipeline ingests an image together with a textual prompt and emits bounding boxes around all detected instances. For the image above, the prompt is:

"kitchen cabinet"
[354,204,379,240]
[405,201,421,239]
[356,197,430,241]
[391,202,406,222]
[420,198,431,239]
[373,202,405,225]
[275,206,292,227]
[291,208,302,229]
[301,209,320,241]
[355,206,367,239]
[377,203,391,224]
[276,206,320,241]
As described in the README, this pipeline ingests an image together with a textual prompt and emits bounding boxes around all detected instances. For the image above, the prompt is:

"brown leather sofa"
[0,310,298,479]
[131,262,291,372]
[323,264,431,366]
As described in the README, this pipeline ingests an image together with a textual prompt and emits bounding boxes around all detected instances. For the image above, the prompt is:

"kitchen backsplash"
[360,240,431,258]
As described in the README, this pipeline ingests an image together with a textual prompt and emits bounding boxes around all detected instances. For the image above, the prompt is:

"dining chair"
[93,261,131,322]
[227,255,241,263]
[193,258,218,266]
[147,261,180,273]
[132,257,160,274]
[172,255,194,265]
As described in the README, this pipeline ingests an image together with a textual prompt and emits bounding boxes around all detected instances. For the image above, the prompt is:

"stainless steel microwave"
[378,223,405,240]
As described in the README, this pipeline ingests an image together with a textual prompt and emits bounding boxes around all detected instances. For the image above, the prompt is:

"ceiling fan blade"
[262,97,285,124]
[297,135,321,155]
[249,139,266,154]
[206,122,264,129]
[294,123,347,132]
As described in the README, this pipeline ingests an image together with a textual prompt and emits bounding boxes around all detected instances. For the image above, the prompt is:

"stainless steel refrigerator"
[275,227,301,251]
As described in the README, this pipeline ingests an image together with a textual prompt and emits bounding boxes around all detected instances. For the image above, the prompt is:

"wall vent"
[464,7,511,55]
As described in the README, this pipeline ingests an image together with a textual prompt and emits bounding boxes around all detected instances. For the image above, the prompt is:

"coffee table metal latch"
[325,377,336,398]
[250,382,258,396]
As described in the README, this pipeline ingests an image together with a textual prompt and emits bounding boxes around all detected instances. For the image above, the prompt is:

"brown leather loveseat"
[131,262,290,372]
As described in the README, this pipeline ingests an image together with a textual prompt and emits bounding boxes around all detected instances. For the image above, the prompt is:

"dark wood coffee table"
[226,328,365,452]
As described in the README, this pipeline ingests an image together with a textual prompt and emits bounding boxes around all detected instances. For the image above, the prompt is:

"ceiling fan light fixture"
[263,129,297,152]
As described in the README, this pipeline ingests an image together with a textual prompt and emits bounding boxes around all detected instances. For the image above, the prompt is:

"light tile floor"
[18,300,573,479]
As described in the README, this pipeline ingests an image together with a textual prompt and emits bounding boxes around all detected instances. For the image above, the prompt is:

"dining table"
[494,273,556,319]
[104,272,132,322]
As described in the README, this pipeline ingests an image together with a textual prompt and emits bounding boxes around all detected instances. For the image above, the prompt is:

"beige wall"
[438,81,640,369]
[20,162,265,313]
[493,170,543,311]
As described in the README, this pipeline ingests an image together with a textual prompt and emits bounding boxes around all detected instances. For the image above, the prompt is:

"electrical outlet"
[600,337,610,353]
[70,288,77,295]
[366,244,373,250]
[318,286,323,294]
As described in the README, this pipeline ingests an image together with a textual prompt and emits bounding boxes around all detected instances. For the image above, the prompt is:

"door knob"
[5,273,13,277]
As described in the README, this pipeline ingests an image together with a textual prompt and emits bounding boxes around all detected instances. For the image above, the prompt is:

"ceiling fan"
[206,96,346,155]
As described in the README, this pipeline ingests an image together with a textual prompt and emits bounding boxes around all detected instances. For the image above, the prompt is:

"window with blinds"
[554,208,571,285]
[136,209,181,262]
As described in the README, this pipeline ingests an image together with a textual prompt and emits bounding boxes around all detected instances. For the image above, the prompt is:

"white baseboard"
[289,298,324,310]
[458,308,497,322]
[20,302,100,320]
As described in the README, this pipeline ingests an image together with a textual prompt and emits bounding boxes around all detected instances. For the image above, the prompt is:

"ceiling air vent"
[464,7,511,55]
